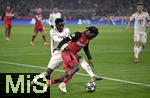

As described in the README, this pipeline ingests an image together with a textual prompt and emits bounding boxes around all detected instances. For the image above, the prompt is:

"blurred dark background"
[0,0,150,20]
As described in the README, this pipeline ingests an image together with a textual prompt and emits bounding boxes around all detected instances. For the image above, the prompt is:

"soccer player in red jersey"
[2,6,14,40]
[30,8,49,46]
[44,26,100,93]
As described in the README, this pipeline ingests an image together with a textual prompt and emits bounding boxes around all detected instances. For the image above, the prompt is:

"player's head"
[6,6,10,10]
[55,18,65,32]
[137,2,144,13]
[37,8,42,13]
[85,26,99,40]
[53,8,58,13]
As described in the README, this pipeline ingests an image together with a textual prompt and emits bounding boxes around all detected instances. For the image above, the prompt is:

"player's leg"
[5,24,9,40]
[41,29,49,46]
[44,51,79,92]
[58,51,80,93]
[58,64,80,93]
[31,51,62,85]
[5,29,8,40]
[133,33,140,63]
[78,56,103,81]
[30,29,38,46]
[48,63,80,85]
[44,64,80,92]
[7,25,11,39]
[138,33,147,55]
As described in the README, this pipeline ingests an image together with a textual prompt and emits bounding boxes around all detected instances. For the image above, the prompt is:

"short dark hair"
[55,18,64,25]
[137,2,144,6]
[86,26,99,36]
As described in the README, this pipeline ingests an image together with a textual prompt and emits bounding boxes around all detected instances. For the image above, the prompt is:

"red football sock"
[50,79,57,84]
[50,78,63,84]
[63,76,72,84]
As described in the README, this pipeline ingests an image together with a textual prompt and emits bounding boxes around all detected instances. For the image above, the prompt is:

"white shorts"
[47,50,63,69]
[134,32,147,43]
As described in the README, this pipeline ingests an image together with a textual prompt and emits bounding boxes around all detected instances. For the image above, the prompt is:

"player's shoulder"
[50,12,54,16]
[64,27,70,31]
[57,12,61,15]
[132,12,137,16]
[142,11,148,13]
[142,11,149,15]
[50,28,57,33]
[71,32,82,37]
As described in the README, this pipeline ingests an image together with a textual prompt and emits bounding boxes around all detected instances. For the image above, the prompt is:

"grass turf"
[0,24,150,98]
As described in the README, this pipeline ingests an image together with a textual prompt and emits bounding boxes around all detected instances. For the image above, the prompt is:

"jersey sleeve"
[130,13,135,21]
[58,13,61,18]
[35,15,38,19]
[65,28,70,36]
[68,32,81,41]
[57,32,81,50]
[49,14,52,25]
[50,29,62,42]
[83,43,92,60]
[1,12,5,20]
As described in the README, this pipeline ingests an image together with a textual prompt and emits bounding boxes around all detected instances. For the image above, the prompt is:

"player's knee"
[141,43,146,49]
[42,33,46,36]
[134,41,139,46]
[67,65,80,76]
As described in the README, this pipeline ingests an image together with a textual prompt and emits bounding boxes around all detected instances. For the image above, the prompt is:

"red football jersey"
[4,10,13,25]
[66,32,89,54]
[35,13,43,29]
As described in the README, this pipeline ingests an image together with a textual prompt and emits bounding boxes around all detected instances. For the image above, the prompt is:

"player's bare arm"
[83,43,94,67]
[125,19,132,32]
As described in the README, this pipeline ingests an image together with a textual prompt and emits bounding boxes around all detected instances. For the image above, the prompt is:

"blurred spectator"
[0,0,149,20]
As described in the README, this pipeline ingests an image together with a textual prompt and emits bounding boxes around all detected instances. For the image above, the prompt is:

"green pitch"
[0,24,150,98]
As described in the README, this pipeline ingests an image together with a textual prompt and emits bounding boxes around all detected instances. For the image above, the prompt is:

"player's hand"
[43,27,45,30]
[88,59,94,68]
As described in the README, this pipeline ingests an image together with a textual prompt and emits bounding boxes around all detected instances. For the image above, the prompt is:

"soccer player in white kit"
[49,8,61,28]
[31,18,102,86]
[125,3,150,63]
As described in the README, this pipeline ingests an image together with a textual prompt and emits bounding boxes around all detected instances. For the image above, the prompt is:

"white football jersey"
[130,11,150,34]
[49,12,61,27]
[50,27,70,55]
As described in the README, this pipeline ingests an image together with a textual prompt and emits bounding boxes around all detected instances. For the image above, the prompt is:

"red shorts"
[5,24,12,29]
[61,51,78,72]
[34,27,44,32]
